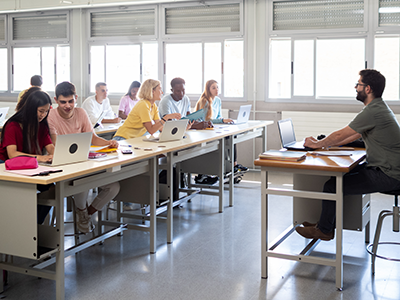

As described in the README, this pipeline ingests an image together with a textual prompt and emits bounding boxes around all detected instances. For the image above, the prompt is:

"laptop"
[93,111,106,129]
[277,118,314,151]
[143,119,188,142]
[0,107,9,126]
[229,105,252,124]
[41,132,93,166]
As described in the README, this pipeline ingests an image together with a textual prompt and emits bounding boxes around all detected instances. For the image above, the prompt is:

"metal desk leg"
[150,157,157,254]
[219,138,225,213]
[335,174,344,291]
[55,183,65,300]
[261,170,268,278]
[228,136,234,207]
[167,153,173,244]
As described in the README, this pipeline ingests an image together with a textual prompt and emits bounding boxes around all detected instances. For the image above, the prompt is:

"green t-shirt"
[349,97,400,181]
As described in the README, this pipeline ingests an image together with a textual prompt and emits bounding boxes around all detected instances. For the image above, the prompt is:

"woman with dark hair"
[15,86,42,111]
[118,80,141,119]
[0,90,54,163]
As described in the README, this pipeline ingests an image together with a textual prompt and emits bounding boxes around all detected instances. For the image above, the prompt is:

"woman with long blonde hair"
[114,79,181,140]
[195,80,233,124]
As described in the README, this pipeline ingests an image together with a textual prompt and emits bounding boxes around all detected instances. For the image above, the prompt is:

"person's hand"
[187,120,194,130]
[204,121,214,128]
[37,155,53,163]
[304,136,319,148]
[108,140,119,148]
[223,118,234,124]
[164,113,181,120]
[114,117,122,123]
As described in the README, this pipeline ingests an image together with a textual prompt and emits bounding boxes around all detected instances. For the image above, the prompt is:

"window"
[89,43,158,93]
[13,46,70,92]
[379,0,400,26]
[375,37,399,100]
[0,48,7,91]
[165,40,244,98]
[269,38,365,100]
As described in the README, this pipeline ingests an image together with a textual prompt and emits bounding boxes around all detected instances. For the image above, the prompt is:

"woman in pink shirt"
[118,81,141,119]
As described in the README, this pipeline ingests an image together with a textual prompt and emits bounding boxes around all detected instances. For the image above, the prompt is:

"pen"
[120,145,132,147]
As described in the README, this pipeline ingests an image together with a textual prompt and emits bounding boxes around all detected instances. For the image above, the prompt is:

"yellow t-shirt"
[115,99,160,139]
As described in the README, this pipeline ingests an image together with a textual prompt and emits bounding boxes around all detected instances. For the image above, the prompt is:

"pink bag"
[5,156,38,170]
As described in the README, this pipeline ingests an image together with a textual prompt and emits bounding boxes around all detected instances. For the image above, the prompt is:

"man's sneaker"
[235,163,248,172]
[195,174,218,185]
[75,207,93,233]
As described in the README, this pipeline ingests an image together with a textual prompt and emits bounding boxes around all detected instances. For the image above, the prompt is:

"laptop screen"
[278,119,296,147]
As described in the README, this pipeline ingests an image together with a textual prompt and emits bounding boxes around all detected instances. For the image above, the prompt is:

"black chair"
[366,190,400,274]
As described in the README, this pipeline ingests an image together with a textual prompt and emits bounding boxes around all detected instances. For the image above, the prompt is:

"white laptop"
[41,132,93,166]
[0,107,9,126]
[277,118,314,151]
[230,105,252,124]
[143,119,188,142]
[93,111,106,129]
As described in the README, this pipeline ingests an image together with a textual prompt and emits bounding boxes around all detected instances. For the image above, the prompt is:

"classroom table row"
[0,120,272,300]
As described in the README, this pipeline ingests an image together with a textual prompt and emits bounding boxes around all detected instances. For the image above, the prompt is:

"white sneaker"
[123,203,135,211]
[75,207,94,233]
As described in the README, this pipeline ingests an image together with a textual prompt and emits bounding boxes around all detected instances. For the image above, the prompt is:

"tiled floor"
[1,171,400,300]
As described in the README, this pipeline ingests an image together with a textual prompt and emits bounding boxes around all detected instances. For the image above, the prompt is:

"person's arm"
[102,99,121,123]
[143,113,181,135]
[304,126,361,149]
[102,117,121,123]
[44,143,55,155]
[6,145,53,163]
[91,133,119,148]
[82,99,99,124]
[119,110,128,119]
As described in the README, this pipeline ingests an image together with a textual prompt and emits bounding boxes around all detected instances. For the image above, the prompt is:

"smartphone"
[121,149,132,155]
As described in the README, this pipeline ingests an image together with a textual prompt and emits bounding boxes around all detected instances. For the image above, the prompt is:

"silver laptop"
[93,111,106,129]
[41,132,92,166]
[144,120,188,142]
[277,118,314,151]
[0,107,9,126]
[230,105,252,124]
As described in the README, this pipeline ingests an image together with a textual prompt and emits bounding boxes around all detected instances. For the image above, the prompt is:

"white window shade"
[13,15,67,40]
[165,3,240,35]
[273,0,364,30]
[90,10,155,38]
[379,0,400,26]
[0,16,5,41]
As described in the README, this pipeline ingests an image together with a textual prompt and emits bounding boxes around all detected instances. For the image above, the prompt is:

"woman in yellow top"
[114,79,181,140]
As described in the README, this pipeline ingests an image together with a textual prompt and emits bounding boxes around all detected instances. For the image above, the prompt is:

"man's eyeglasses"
[355,83,367,88]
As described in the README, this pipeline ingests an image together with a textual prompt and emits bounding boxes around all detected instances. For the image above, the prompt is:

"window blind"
[165,3,240,35]
[90,9,155,38]
[13,15,67,40]
[379,0,400,26]
[273,0,364,30]
[0,16,5,40]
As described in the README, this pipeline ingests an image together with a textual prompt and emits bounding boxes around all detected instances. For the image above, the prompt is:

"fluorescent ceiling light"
[379,7,400,13]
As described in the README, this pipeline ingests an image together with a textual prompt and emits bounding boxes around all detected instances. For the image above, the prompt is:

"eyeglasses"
[355,83,367,88]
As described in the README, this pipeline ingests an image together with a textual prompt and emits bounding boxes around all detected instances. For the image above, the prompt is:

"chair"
[366,190,400,274]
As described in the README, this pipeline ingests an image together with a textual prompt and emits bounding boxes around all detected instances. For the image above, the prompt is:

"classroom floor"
[1,171,400,300]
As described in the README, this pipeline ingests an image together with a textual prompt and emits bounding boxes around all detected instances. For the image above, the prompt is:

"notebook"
[143,119,188,142]
[228,105,252,124]
[277,118,314,151]
[40,132,92,166]
[0,107,9,126]
[181,109,204,121]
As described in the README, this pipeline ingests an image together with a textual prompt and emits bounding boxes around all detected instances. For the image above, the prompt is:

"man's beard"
[356,90,367,103]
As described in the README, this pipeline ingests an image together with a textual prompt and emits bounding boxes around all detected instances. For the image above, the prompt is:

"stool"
[366,190,400,274]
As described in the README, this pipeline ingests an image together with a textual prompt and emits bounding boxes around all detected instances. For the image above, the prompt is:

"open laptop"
[143,119,188,142]
[229,105,252,124]
[0,107,9,126]
[277,118,314,151]
[41,132,92,166]
[93,111,106,129]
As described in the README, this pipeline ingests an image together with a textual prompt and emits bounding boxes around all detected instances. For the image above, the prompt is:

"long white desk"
[0,120,272,299]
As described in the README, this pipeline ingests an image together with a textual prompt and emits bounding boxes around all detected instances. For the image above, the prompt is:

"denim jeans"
[113,136,126,141]
[318,162,400,234]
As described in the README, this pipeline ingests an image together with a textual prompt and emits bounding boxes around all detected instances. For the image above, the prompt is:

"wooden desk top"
[0,120,272,185]
[254,150,366,173]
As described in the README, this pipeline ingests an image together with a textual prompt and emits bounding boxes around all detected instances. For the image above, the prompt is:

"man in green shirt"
[296,69,400,241]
